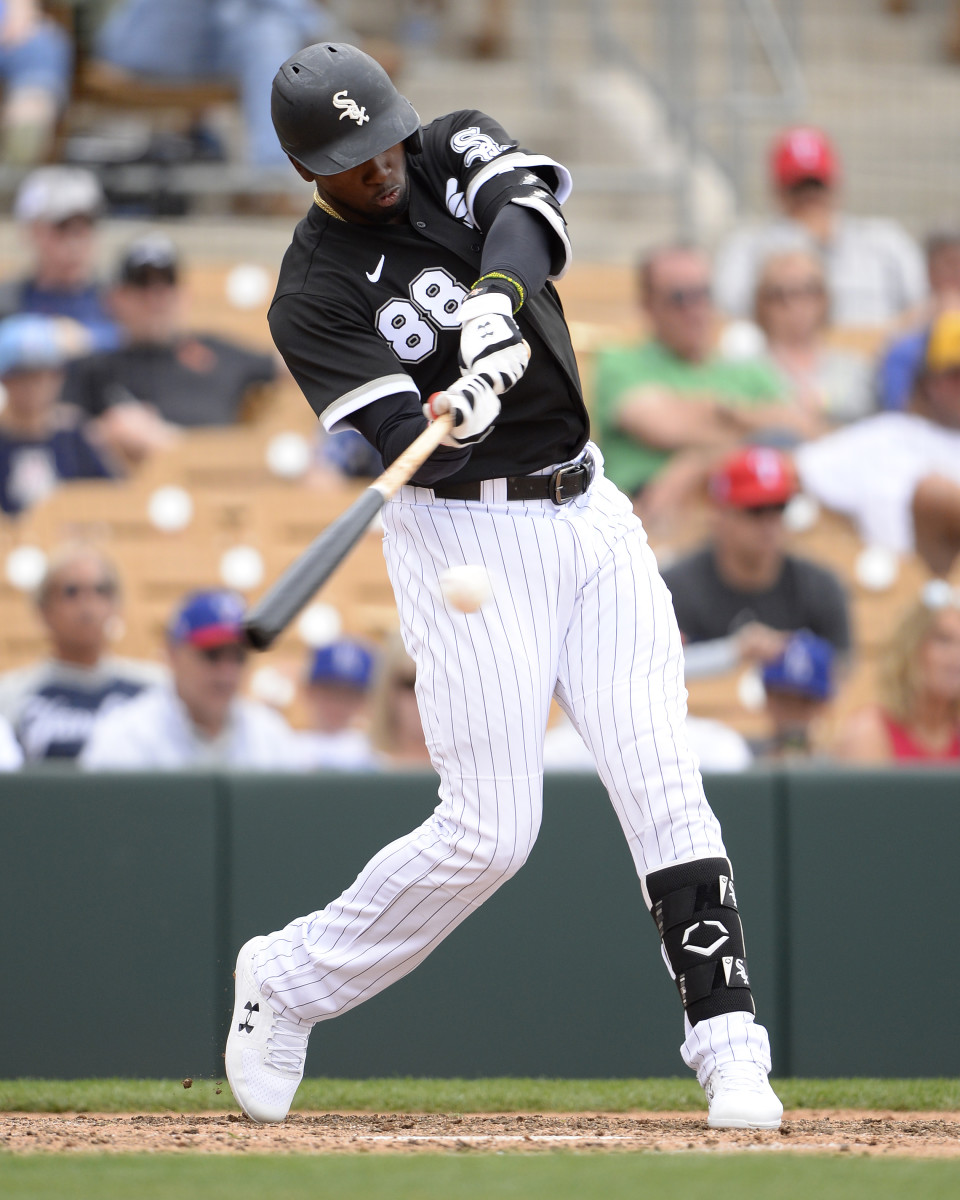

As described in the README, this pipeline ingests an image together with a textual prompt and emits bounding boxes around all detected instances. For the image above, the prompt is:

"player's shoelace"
[263,1015,310,1074]
[707,1061,770,1097]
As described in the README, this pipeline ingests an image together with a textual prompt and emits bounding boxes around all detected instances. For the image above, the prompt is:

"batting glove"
[424,371,501,446]
[457,290,530,393]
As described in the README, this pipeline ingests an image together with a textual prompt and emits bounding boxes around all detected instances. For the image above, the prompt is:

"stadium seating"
[0,261,940,737]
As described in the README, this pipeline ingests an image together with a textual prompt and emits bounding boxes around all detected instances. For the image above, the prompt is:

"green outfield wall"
[0,768,956,1080]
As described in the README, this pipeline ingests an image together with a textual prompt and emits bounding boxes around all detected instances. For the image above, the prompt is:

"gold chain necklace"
[313,189,346,222]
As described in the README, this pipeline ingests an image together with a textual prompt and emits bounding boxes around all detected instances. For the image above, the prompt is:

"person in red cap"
[714,125,926,328]
[660,446,851,676]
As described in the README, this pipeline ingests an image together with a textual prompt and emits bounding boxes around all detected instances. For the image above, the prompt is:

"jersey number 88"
[376,267,467,363]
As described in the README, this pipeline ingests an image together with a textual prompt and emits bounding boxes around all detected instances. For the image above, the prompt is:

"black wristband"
[469,272,525,313]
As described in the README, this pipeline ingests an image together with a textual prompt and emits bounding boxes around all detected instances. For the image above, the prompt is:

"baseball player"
[225,42,782,1130]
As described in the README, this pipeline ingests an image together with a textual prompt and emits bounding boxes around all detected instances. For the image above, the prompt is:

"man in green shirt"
[593,245,804,503]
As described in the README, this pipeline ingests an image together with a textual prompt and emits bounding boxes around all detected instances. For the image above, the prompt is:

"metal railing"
[529,0,806,238]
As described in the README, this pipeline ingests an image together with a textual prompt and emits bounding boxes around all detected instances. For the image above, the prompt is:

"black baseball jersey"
[269,110,590,482]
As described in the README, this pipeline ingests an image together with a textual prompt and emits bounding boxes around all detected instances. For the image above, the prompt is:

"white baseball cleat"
[703,1061,783,1130]
[225,936,311,1123]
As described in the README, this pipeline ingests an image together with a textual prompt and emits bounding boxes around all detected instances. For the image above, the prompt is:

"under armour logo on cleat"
[238,1001,259,1033]
[333,90,369,126]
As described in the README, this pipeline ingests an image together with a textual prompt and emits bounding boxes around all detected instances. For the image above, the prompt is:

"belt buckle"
[550,463,579,505]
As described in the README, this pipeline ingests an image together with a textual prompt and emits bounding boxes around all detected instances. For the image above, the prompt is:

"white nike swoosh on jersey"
[366,254,385,283]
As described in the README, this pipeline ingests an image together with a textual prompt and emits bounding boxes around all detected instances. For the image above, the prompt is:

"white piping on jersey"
[463,151,573,225]
[510,195,573,281]
[323,372,420,434]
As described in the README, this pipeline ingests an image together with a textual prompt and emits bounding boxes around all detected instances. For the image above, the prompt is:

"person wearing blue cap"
[753,630,836,760]
[298,638,379,771]
[0,313,115,515]
[81,589,305,770]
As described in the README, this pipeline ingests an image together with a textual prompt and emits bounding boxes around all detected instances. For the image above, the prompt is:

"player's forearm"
[351,394,471,485]
[475,203,554,309]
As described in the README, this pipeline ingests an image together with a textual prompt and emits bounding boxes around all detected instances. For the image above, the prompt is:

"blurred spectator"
[0,314,116,517]
[661,447,851,677]
[81,589,304,769]
[0,544,163,762]
[298,637,379,770]
[62,232,278,465]
[0,713,23,770]
[752,250,874,425]
[876,229,960,413]
[543,709,753,774]
[592,244,809,515]
[367,632,431,769]
[311,427,383,485]
[834,582,960,763]
[715,126,927,328]
[794,309,960,576]
[0,167,120,353]
[88,1,392,171]
[751,630,837,761]
[0,1,72,164]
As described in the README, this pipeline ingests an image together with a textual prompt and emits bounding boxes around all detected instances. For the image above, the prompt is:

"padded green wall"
[0,767,955,1079]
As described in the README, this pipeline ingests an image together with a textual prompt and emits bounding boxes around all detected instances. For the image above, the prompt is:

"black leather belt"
[432,453,595,505]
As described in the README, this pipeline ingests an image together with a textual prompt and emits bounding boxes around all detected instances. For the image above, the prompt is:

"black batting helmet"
[271,43,421,176]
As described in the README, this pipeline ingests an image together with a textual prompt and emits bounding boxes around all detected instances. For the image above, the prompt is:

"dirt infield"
[3,1111,960,1156]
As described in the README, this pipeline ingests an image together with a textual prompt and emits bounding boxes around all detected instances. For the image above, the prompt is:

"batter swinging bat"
[244,412,454,650]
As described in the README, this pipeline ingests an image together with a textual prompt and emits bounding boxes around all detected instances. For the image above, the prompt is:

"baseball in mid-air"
[439,564,492,613]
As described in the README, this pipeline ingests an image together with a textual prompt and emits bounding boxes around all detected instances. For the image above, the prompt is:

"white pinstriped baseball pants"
[253,447,772,1079]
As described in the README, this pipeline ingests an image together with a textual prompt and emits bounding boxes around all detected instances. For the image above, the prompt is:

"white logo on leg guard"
[722,956,750,986]
[682,920,730,957]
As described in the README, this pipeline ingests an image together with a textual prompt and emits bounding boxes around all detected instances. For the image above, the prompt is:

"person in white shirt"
[81,588,303,770]
[0,543,164,762]
[715,126,926,329]
[297,637,379,771]
[0,714,23,770]
[794,308,960,576]
[543,710,753,774]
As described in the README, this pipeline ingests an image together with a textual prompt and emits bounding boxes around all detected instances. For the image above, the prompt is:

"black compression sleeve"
[349,393,471,486]
[478,203,554,307]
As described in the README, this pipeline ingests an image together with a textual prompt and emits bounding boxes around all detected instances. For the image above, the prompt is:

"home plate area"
[3,1111,960,1156]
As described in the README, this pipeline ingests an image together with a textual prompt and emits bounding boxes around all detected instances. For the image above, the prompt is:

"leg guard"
[644,856,754,1025]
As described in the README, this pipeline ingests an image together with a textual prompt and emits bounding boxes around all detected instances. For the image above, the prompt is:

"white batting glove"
[458,290,530,393]
[423,371,501,446]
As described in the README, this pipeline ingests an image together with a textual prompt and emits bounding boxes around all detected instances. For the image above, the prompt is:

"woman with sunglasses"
[751,250,874,429]
[834,581,960,762]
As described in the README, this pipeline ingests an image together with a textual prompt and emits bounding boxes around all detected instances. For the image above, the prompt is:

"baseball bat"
[244,412,454,650]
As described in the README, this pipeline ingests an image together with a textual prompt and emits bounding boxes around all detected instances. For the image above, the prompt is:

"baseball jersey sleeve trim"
[464,151,573,221]
[323,373,421,434]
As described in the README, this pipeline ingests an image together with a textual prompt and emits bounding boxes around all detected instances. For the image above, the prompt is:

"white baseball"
[440,564,492,613]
